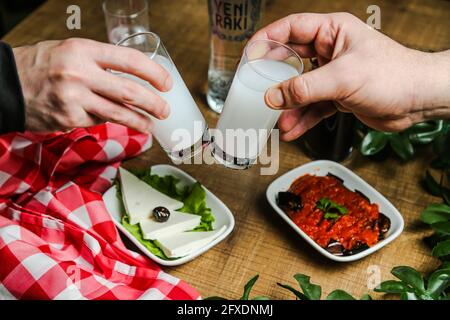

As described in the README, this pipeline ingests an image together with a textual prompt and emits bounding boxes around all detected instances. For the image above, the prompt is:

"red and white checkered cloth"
[0,123,200,300]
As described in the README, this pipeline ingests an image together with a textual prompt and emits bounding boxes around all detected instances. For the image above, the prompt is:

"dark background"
[0,0,45,37]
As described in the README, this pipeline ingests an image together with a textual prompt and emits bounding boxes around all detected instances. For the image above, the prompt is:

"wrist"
[412,50,450,120]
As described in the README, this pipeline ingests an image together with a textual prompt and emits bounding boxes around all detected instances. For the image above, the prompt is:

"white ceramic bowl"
[103,164,235,266]
[266,160,404,262]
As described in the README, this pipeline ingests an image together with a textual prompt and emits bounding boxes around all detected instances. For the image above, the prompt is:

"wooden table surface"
[3,0,450,299]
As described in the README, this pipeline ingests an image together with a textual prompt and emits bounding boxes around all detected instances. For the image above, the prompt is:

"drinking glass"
[115,32,209,161]
[103,0,149,44]
[210,39,303,169]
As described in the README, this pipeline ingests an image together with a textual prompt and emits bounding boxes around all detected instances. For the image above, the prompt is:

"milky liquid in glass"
[213,59,299,165]
[117,53,206,157]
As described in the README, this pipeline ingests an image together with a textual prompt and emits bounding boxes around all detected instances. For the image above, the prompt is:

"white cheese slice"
[157,225,227,258]
[140,210,201,240]
[119,167,184,225]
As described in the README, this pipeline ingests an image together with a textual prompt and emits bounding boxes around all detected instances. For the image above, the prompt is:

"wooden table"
[4,0,450,299]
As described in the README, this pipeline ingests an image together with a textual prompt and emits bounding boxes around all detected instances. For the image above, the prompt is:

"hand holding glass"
[115,32,209,161]
[211,40,303,169]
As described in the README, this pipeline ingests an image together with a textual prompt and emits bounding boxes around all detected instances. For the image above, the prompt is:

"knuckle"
[334,12,355,22]
[289,77,310,105]
[48,65,81,83]
[120,82,138,103]
[109,108,126,123]
[58,38,86,52]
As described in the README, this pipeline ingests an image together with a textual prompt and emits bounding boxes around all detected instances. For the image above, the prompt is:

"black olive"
[327,240,370,256]
[354,189,371,204]
[153,206,170,222]
[277,192,303,212]
[326,241,345,256]
[377,213,391,238]
[344,242,370,256]
[326,173,344,184]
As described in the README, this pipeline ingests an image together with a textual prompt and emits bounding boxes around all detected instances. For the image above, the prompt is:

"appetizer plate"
[103,164,235,266]
[266,160,404,262]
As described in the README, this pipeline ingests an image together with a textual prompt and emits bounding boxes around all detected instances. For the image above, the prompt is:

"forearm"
[0,41,25,134]
[414,49,450,120]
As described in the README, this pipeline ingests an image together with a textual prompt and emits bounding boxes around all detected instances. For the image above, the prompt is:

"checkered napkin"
[0,123,200,300]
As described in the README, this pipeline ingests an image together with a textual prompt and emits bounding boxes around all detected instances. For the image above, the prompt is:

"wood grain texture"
[3,0,450,299]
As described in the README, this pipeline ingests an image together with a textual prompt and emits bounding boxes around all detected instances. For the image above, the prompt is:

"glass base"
[165,124,211,162]
[209,139,256,170]
[206,91,225,114]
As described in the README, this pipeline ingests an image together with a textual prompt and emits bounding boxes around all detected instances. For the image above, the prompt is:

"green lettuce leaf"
[179,182,215,231]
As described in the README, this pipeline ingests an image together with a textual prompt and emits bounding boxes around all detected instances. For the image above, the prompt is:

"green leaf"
[326,290,355,300]
[324,213,340,219]
[252,296,270,300]
[360,131,390,156]
[441,262,450,270]
[277,283,308,300]
[432,240,450,258]
[360,294,373,300]
[422,171,445,197]
[375,280,410,293]
[401,291,419,300]
[433,131,450,155]
[424,233,450,250]
[391,266,426,293]
[120,215,173,260]
[316,198,348,220]
[293,274,322,300]
[431,222,450,235]
[421,204,450,224]
[240,274,259,300]
[130,168,189,201]
[426,268,450,298]
[407,120,444,145]
[389,133,414,161]
[179,182,215,231]
[443,188,450,205]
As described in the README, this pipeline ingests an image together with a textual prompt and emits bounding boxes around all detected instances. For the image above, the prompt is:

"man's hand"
[13,38,173,133]
[250,13,450,141]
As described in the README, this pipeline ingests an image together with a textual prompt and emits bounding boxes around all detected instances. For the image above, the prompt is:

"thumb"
[265,61,342,109]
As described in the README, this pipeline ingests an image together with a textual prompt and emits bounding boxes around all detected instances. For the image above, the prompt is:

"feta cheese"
[158,225,227,258]
[119,167,184,225]
[140,210,201,240]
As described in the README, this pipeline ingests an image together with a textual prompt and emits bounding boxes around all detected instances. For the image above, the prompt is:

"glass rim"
[115,31,161,60]
[102,0,148,19]
[243,39,304,82]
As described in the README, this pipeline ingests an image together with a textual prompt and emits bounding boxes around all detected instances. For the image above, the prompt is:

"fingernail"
[266,87,285,109]
[164,75,173,91]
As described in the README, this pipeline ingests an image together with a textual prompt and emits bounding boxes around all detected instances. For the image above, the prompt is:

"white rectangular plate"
[102,164,235,266]
[266,160,404,262]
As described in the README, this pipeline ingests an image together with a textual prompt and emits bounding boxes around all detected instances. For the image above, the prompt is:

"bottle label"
[208,0,264,42]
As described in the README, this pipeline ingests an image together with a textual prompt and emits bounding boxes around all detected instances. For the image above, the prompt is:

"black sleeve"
[0,41,25,134]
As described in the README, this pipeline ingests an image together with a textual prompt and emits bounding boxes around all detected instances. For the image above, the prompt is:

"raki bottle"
[207,0,265,113]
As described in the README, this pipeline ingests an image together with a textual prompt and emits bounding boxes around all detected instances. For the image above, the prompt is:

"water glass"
[103,0,150,44]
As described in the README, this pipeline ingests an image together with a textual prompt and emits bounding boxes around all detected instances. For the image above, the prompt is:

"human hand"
[13,38,172,133]
[251,13,450,141]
